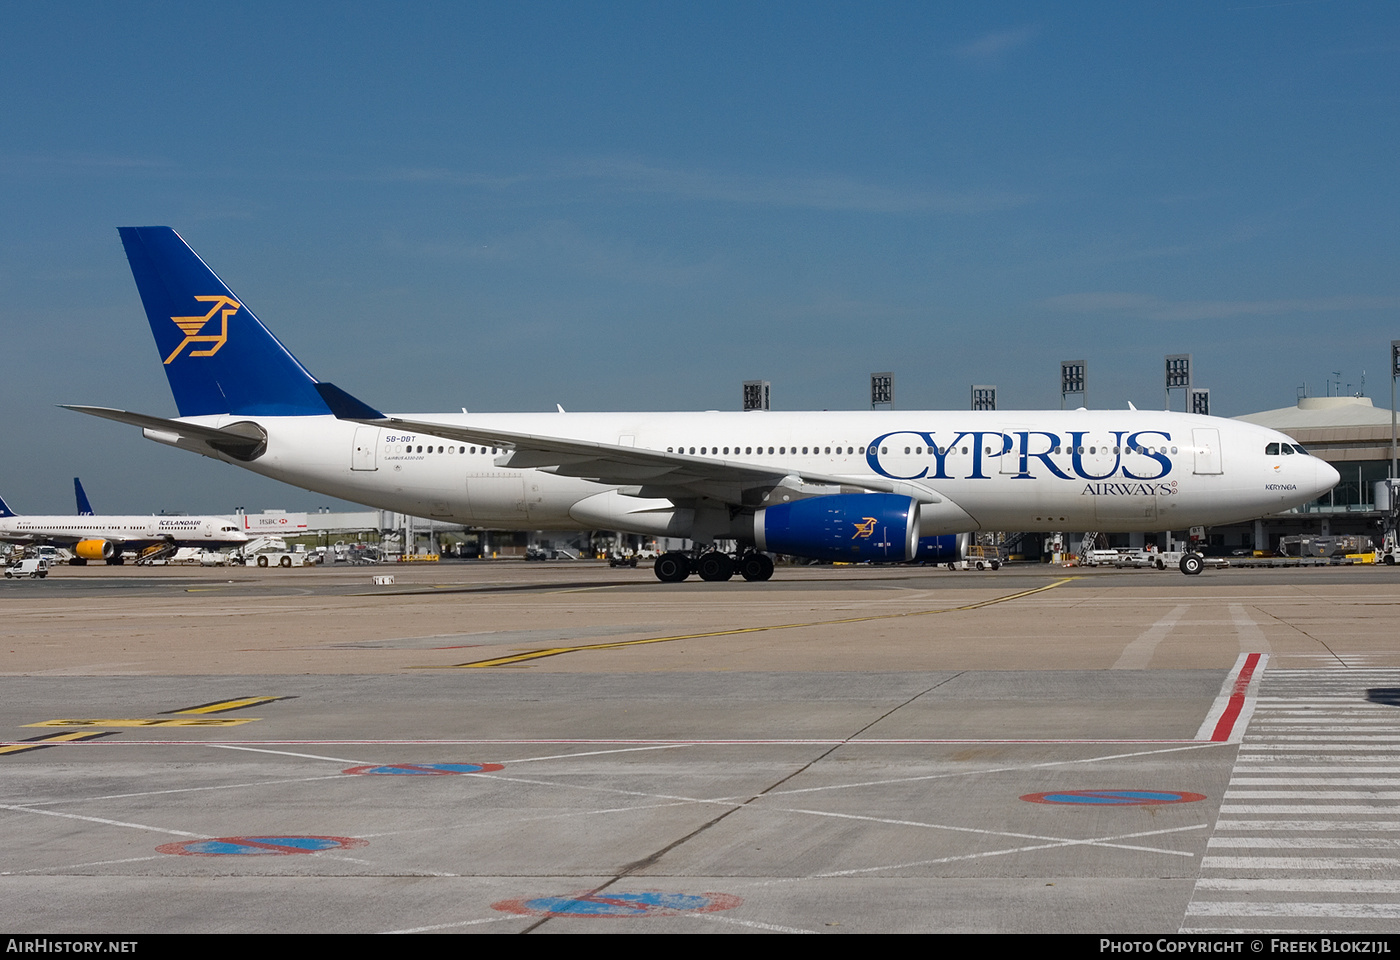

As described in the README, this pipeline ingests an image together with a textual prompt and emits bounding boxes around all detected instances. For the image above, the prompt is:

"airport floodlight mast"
[1165,354,1192,411]
[1059,361,1086,409]
[870,372,893,410]
[1391,340,1399,482]
[742,380,771,412]
[1191,387,1211,417]
[971,385,997,411]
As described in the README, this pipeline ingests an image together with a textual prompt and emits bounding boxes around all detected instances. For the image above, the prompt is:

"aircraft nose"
[1315,458,1341,498]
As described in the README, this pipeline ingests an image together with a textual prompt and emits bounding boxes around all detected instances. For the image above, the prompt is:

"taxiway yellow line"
[0,732,117,755]
[443,577,1078,669]
[166,696,285,715]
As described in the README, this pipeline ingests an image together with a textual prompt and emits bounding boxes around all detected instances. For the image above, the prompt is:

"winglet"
[74,479,94,515]
[314,382,386,421]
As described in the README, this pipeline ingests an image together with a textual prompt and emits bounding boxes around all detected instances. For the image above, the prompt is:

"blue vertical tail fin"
[74,479,94,516]
[118,227,331,418]
[0,496,15,518]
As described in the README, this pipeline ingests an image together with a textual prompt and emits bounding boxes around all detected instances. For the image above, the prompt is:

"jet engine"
[73,539,115,561]
[753,493,919,563]
[915,533,965,563]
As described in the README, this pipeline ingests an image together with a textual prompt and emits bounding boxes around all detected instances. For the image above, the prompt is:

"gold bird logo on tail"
[164,295,240,364]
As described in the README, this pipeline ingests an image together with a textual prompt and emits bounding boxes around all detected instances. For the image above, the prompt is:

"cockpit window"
[1266,442,1280,455]
[1291,443,1309,455]
[1281,444,1294,455]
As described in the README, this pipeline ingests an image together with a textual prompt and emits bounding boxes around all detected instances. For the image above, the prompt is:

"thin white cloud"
[388,220,720,287]
[1044,291,1400,322]
[379,158,1031,216]
[955,25,1038,62]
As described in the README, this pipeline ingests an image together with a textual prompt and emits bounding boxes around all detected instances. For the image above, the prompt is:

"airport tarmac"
[1,561,1398,934]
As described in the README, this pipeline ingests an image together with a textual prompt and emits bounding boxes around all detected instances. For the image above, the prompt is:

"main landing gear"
[653,550,774,583]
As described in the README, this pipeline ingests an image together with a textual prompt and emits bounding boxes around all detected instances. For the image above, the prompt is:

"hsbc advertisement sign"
[242,512,308,532]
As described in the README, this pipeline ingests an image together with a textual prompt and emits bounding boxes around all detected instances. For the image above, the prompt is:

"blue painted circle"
[158,835,367,856]
[343,762,504,776]
[1022,789,1205,806]
[522,892,714,916]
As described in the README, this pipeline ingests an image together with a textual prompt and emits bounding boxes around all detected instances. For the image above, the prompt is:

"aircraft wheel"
[697,552,734,582]
[256,555,269,568]
[279,556,292,568]
[1179,553,1204,576]
[654,552,691,583]
[740,553,774,582]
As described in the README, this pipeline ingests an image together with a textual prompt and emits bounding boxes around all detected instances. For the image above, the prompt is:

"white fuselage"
[0,515,248,546]
[147,408,1338,538]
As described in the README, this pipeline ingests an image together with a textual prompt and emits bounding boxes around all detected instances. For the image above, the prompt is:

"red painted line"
[1209,652,1261,742]
[0,737,1217,746]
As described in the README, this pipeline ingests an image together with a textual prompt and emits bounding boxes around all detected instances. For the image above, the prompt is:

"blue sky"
[3,2,1397,513]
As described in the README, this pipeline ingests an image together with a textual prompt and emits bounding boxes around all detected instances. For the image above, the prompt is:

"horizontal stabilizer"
[61,405,267,461]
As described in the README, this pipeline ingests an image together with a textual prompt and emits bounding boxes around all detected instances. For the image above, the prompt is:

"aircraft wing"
[313,383,942,504]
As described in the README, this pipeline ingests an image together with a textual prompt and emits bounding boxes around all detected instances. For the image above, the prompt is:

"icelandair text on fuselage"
[6,942,136,953]
[1100,941,1391,954]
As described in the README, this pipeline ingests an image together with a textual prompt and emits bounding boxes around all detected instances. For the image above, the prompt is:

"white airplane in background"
[65,227,1338,580]
[0,482,247,565]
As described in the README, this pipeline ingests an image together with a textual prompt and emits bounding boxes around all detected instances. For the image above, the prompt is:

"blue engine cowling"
[915,533,962,562]
[753,494,920,563]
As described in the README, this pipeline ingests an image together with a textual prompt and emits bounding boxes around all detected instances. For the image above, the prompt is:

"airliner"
[65,227,1338,580]
[0,487,248,565]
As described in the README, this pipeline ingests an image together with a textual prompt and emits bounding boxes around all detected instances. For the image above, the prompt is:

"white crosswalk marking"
[1183,669,1400,934]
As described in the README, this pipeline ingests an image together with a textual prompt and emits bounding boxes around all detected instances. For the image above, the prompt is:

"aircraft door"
[1192,428,1222,475]
[351,426,379,471]
[997,428,1018,475]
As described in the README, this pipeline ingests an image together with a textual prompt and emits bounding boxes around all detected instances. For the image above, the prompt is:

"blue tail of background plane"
[74,479,94,516]
[118,227,331,418]
[0,496,14,519]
